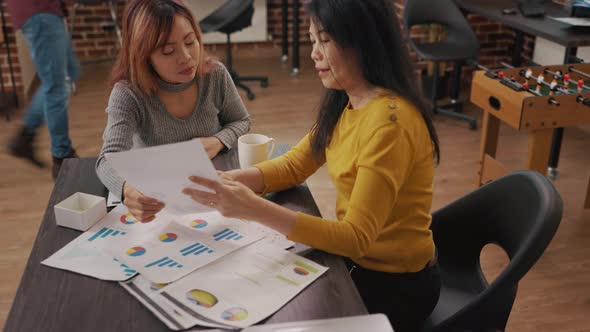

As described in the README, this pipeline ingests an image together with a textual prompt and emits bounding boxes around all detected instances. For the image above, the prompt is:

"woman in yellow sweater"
[182,0,441,330]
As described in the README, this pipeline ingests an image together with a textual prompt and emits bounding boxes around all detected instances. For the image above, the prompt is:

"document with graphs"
[121,242,328,330]
[42,205,264,283]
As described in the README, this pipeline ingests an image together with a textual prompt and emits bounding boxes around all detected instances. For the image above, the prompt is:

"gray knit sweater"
[96,62,251,198]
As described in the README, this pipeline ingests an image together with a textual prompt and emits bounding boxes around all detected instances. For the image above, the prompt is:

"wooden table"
[4,146,367,331]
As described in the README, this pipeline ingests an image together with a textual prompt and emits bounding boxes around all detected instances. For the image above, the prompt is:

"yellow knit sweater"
[255,95,435,273]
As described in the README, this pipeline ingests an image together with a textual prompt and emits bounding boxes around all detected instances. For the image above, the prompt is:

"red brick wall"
[68,1,123,60]
[267,0,310,45]
[0,2,22,93]
[0,0,535,96]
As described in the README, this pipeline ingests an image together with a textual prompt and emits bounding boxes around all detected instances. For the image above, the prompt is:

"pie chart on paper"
[126,246,146,257]
[221,307,248,321]
[159,233,178,243]
[191,219,208,229]
[120,212,138,225]
[186,289,218,308]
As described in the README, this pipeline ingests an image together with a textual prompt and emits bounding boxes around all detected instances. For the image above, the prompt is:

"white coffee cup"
[238,134,276,169]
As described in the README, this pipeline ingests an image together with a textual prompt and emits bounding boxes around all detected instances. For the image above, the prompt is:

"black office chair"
[404,0,478,130]
[420,170,562,332]
[200,0,269,101]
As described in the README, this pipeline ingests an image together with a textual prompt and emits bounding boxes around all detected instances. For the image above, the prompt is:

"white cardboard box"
[54,192,107,231]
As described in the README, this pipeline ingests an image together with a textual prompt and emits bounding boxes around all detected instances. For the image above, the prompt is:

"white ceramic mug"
[238,134,276,169]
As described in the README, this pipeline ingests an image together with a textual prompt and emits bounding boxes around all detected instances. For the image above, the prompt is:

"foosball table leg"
[548,167,558,180]
[527,129,553,176]
[477,112,501,186]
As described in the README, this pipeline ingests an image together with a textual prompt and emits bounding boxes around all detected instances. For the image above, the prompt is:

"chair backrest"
[427,170,562,331]
[403,0,479,59]
[199,0,255,35]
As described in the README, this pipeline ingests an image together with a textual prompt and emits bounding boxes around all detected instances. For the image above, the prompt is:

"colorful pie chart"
[191,219,208,229]
[293,267,309,276]
[126,246,146,257]
[221,307,248,321]
[186,289,218,308]
[150,282,168,291]
[159,233,178,242]
[120,212,138,225]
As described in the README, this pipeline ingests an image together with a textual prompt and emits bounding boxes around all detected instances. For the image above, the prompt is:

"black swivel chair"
[404,0,478,130]
[200,0,269,101]
[420,170,562,332]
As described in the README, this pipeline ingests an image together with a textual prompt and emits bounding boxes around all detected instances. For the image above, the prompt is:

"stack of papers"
[122,242,327,330]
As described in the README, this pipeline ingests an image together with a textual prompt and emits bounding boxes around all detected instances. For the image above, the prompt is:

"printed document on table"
[43,206,265,284]
[41,205,168,281]
[125,242,328,329]
[244,221,294,250]
[120,275,225,330]
[105,140,218,215]
[105,210,265,284]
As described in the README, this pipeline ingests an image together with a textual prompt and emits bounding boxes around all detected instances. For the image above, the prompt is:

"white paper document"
[43,205,265,284]
[106,210,264,284]
[245,221,294,250]
[548,16,590,26]
[105,140,219,215]
[41,204,167,281]
[41,231,139,281]
[121,242,328,330]
[120,275,223,330]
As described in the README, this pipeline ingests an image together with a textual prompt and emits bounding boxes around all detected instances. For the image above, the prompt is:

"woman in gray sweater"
[96,0,251,222]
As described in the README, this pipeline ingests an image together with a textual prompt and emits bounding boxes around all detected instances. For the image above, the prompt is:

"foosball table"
[471,63,590,209]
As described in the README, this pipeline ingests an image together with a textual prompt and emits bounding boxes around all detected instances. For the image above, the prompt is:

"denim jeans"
[21,13,80,158]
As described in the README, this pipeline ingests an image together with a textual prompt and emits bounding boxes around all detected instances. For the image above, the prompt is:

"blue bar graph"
[194,247,208,255]
[113,258,137,277]
[145,256,183,269]
[213,228,244,241]
[213,228,231,238]
[183,245,203,255]
[88,227,127,242]
[158,259,172,267]
[180,242,214,256]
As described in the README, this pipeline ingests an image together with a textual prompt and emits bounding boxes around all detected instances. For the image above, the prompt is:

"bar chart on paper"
[114,258,138,277]
[213,228,244,241]
[88,227,127,242]
[145,256,184,269]
[180,242,215,256]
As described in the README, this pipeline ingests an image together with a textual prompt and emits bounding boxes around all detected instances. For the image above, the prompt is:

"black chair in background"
[420,170,562,331]
[404,0,478,130]
[200,0,269,101]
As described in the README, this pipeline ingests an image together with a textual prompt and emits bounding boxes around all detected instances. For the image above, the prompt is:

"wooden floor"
[1,47,589,331]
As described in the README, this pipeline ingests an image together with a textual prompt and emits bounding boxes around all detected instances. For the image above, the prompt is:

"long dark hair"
[305,0,440,164]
